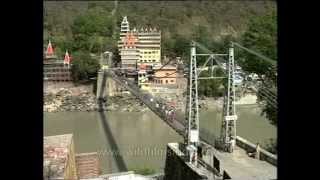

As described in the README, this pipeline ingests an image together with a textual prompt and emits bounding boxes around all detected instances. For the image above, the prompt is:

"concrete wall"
[164,144,207,180]
[64,138,78,180]
[236,136,277,166]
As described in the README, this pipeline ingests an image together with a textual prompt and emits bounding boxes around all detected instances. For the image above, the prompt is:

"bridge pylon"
[96,51,119,101]
[184,41,200,166]
[219,42,238,152]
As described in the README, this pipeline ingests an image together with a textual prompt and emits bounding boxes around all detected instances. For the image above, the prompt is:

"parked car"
[246,73,261,81]
[234,75,244,86]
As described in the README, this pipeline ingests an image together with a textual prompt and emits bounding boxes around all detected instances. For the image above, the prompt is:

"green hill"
[44,1,276,57]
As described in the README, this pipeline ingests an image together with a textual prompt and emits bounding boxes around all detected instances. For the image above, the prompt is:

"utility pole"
[220,42,238,152]
[185,41,200,166]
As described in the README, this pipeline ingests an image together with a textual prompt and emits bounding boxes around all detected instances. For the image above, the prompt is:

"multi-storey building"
[136,27,161,67]
[118,16,161,77]
[118,17,139,75]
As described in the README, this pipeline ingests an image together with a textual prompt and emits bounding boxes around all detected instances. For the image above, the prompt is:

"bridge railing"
[109,70,220,147]
[108,70,186,135]
[236,136,277,166]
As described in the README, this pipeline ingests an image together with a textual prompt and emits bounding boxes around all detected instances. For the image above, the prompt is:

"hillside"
[44,1,276,57]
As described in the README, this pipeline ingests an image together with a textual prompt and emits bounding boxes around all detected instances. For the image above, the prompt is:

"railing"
[108,70,220,148]
[108,70,186,136]
[236,136,277,166]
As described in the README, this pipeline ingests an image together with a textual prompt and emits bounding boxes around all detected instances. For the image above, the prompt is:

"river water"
[44,104,276,174]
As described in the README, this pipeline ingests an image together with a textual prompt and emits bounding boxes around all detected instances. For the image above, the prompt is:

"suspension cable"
[232,42,277,67]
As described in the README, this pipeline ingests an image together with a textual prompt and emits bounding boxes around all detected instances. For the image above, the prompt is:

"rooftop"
[76,152,100,179]
[153,64,176,70]
[43,134,73,179]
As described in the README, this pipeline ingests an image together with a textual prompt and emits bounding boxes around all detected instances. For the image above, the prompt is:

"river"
[44,104,276,174]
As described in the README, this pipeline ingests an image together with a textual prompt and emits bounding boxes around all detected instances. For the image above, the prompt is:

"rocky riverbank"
[44,88,148,113]
[43,84,256,113]
[43,88,222,113]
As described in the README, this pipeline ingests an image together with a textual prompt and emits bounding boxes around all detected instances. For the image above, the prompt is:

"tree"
[198,70,225,98]
[71,7,114,53]
[173,34,189,58]
[263,138,277,154]
[192,25,211,49]
[111,46,121,67]
[239,7,277,81]
[71,51,100,82]
[238,7,277,127]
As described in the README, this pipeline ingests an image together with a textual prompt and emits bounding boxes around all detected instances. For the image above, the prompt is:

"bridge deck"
[202,143,277,180]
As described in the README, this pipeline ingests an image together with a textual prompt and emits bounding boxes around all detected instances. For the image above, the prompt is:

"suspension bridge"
[96,41,277,180]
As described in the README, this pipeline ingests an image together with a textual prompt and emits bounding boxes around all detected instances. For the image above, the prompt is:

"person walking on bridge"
[255,143,260,159]
[230,138,236,153]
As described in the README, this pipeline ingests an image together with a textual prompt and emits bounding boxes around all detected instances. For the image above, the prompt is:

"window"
[152,60,155,62]
[171,80,174,83]
[166,80,168,84]
[160,80,163,84]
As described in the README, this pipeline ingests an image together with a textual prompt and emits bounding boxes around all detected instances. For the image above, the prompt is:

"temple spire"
[46,40,54,56]
[64,50,71,66]
[121,16,130,33]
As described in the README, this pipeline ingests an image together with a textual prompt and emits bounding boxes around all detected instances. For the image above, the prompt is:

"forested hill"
[44,1,276,58]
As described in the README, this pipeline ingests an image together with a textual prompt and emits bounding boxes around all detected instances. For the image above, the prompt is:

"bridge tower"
[219,43,238,152]
[184,41,200,165]
[96,51,119,100]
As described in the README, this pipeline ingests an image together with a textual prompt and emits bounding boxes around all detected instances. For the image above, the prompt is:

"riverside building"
[43,41,72,81]
[118,16,161,79]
